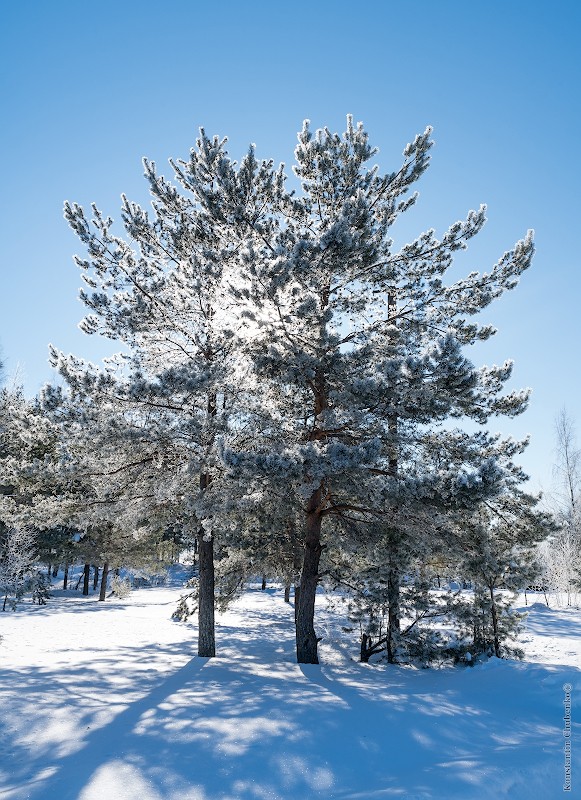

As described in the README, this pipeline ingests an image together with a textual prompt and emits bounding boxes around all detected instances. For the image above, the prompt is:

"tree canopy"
[2,117,547,664]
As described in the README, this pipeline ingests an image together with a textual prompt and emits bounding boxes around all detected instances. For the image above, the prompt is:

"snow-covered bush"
[26,570,51,606]
[0,526,38,611]
[110,575,132,599]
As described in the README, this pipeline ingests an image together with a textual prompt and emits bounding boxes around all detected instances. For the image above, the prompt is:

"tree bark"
[294,584,300,625]
[63,562,69,591]
[197,530,215,657]
[292,547,302,622]
[295,489,323,664]
[93,564,99,591]
[98,562,109,602]
[284,584,291,603]
[82,563,90,596]
[386,561,401,664]
[294,279,331,665]
[489,584,501,658]
[195,388,217,659]
[360,634,371,663]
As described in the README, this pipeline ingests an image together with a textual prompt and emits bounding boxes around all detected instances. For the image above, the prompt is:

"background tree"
[540,409,581,605]
[553,408,580,521]
[0,526,38,610]
[452,490,551,658]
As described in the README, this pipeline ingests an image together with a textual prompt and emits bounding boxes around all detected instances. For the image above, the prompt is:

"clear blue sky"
[0,0,579,494]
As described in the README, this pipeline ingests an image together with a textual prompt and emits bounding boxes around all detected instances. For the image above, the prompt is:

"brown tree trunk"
[295,489,323,664]
[197,530,215,657]
[98,562,109,602]
[195,387,217,659]
[295,282,330,665]
[82,563,90,596]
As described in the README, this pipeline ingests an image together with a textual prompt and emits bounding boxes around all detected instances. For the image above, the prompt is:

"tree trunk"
[489,584,501,658]
[195,388,217,659]
[472,587,484,652]
[82,563,90,596]
[386,561,401,664]
[261,575,267,590]
[63,562,69,590]
[384,286,400,664]
[99,562,109,602]
[292,547,302,623]
[360,634,371,663]
[284,584,291,603]
[294,584,300,625]
[197,530,215,657]
[93,564,99,591]
[295,490,323,664]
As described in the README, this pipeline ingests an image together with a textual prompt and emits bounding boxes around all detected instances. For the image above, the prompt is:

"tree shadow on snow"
[1,590,580,800]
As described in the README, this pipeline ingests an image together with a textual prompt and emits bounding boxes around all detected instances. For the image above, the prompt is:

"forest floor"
[0,573,580,800]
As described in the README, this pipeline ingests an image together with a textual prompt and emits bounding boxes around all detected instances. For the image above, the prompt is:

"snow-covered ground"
[0,579,579,800]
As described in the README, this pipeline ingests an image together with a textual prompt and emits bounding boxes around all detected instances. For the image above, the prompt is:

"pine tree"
[51,133,274,656]
[0,526,38,610]
[0,388,65,531]
[219,117,534,663]
[451,490,552,658]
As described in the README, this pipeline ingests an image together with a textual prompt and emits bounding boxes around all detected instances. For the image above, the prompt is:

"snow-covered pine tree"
[451,489,552,658]
[0,526,38,610]
[0,387,66,531]
[0,389,57,608]
[51,133,278,656]
[222,117,535,663]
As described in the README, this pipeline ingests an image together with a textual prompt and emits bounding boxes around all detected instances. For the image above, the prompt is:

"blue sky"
[0,0,579,494]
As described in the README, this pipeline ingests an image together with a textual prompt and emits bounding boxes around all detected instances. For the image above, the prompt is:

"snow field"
[0,583,579,799]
